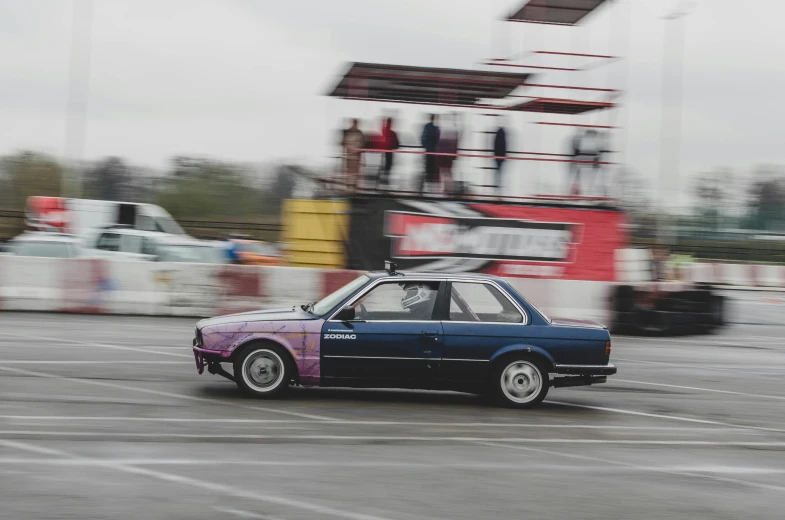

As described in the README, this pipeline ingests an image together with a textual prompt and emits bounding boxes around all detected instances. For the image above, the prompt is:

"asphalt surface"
[1,295,784,520]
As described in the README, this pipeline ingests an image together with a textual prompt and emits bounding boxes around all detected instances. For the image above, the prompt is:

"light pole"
[63,0,94,198]
[657,0,695,245]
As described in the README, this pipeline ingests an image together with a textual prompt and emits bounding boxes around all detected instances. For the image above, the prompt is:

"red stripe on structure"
[321,270,361,299]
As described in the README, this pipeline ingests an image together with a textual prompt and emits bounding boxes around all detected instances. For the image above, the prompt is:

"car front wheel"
[493,357,549,408]
[234,343,291,398]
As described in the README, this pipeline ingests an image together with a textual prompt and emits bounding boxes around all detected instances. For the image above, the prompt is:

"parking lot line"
[1,431,783,446]
[615,357,785,376]
[0,360,186,364]
[0,415,741,431]
[0,438,397,520]
[613,378,785,401]
[474,440,785,494]
[2,457,784,475]
[0,365,340,423]
[545,399,785,433]
[0,332,192,359]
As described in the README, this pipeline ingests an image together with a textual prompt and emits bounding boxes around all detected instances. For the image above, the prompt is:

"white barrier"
[0,256,615,324]
[683,262,785,289]
[0,255,62,312]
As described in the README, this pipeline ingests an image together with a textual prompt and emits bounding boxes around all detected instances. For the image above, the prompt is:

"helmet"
[401,283,436,316]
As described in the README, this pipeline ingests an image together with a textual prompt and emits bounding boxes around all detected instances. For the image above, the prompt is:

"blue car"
[192,264,616,408]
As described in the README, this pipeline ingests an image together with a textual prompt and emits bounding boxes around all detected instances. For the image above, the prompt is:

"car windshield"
[311,274,370,316]
[155,216,186,235]
[10,241,75,258]
[157,244,225,264]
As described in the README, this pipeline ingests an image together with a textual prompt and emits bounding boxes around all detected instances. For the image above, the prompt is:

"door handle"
[421,330,439,341]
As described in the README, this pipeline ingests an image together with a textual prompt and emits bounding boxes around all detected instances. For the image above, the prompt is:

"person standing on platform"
[592,130,608,197]
[378,117,399,189]
[420,114,440,193]
[437,113,460,195]
[341,119,365,191]
[493,121,508,196]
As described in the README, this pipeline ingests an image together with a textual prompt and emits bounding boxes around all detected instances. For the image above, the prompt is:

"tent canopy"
[327,62,533,105]
[509,97,614,114]
[507,0,609,25]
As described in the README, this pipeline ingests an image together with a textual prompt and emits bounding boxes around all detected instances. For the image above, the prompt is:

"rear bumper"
[554,364,617,376]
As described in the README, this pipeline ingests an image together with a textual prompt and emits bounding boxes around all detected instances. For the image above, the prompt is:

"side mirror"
[334,306,356,321]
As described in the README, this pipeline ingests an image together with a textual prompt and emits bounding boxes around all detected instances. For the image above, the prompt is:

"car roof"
[365,270,504,282]
[12,232,79,243]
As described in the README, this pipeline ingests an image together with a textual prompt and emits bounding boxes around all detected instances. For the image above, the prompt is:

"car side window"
[138,215,156,232]
[450,282,523,323]
[120,234,143,254]
[352,281,440,321]
[96,232,120,252]
[141,238,156,256]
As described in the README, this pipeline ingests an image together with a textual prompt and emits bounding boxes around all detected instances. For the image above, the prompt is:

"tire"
[491,356,550,409]
[233,343,292,398]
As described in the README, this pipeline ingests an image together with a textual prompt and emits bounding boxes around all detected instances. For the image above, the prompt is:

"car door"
[320,279,445,387]
[439,281,528,384]
[93,231,121,259]
[119,233,151,261]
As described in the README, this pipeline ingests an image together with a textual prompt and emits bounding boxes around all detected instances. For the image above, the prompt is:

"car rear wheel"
[234,343,291,398]
[493,357,549,408]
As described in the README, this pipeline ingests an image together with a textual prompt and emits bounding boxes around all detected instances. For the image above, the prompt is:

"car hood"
[549,318,607,330]
[197,307,315,328]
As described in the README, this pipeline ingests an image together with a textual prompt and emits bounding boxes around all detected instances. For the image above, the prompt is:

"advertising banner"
[347,198,627,281]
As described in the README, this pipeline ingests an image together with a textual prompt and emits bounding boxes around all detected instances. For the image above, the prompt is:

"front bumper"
[554,364,617,376]
[192,339,226,374]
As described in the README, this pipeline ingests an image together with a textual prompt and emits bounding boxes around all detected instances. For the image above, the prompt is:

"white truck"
[24,197,186,237]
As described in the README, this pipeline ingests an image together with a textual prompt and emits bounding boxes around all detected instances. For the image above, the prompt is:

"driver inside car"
[400,282,438,320]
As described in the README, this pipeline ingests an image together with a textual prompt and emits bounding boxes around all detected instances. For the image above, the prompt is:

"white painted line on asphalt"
[615,357,785,376]
[545,400,785,434]
[0,344,187,351]
[1,431,784,446]
[0,360,186,364]
[3,457,785,475]
[617,335,785,350]
[0,332,192,359]
[0,365,339,423]
[214,506,284,520]
[613,378,785,401]
[0,415,745,432]
[474,441,785,494]
[0,438,397,520]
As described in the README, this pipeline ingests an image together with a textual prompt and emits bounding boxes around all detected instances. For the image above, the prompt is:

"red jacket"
[380,120,398,150]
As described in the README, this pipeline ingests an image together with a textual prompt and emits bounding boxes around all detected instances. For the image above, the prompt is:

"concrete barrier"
[684,262,785,289]
[0,256,615,324]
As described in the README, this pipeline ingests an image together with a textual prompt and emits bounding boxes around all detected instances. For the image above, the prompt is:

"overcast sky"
[2,0,783,205]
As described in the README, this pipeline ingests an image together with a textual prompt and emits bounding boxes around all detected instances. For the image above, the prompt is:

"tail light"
[605,340,611,356]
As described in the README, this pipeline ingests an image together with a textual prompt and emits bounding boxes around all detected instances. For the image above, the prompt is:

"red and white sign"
[375,201,627,281]
[25,196,69,232]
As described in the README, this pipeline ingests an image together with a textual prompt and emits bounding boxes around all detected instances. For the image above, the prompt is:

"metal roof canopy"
[327,62,533,105]
[509,97,614,114]
[507,0,609,25]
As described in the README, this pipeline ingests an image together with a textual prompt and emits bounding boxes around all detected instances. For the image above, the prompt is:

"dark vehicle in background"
[192,265,616,409]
